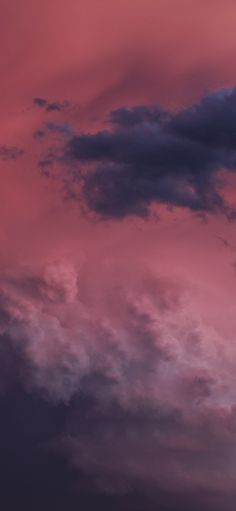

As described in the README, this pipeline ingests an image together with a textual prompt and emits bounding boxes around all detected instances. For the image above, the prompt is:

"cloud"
[0,144,24,161]
[33,97,70,113]
[34,129,46,138]
[42,87,236,219]
[0,258,236,508]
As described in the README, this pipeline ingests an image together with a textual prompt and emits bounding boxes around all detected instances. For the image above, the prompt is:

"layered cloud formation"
[0,255,236,509]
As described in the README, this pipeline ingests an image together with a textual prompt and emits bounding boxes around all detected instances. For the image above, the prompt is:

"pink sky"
[1,1,236,509]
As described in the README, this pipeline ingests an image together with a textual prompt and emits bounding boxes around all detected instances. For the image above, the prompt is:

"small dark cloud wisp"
[33,97,70,113]
[0,144,24,161]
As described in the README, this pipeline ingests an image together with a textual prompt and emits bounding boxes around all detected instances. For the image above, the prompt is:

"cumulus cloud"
[0,257,236,508]
[39,86,236,219]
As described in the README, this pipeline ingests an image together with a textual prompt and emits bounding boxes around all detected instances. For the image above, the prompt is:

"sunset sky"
[1,1,236,509]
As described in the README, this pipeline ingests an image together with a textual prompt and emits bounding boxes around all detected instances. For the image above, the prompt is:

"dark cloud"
[0,144,24,161]
[34,97,48,108]
[170,88,236,149]
[49,87,236,219]
[0,346,202,511]
[33,97,69,113]
[0,333,233,511]
[34,129,46,138]
[110,105,170,127]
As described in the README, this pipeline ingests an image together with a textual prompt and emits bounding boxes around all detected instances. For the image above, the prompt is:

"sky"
[1,1,236,509]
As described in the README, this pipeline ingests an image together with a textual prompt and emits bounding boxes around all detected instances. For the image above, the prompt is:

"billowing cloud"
[0,257,236,509]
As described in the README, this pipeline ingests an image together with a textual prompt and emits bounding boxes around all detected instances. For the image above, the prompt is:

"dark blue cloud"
[55,87,236,219]
[170,88,236,149]
[33,97,69,113]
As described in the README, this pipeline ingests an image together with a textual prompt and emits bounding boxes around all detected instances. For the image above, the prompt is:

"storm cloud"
[0,257,236,509]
